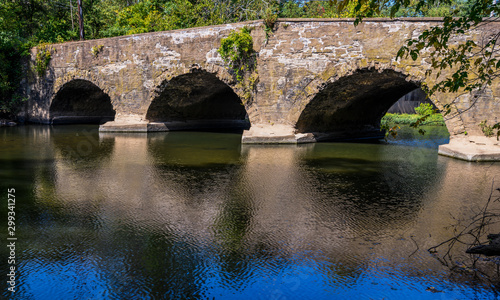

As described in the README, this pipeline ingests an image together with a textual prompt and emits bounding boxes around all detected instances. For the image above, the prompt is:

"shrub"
[218,27,255,82]
[414,102,436,116]
[479,120,500,139]
[35,44,52,77]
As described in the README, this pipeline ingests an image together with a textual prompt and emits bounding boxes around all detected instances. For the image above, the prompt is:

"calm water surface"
[1,125,499,299]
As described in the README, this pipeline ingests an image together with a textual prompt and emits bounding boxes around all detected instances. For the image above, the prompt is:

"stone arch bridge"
[26,18,500,160]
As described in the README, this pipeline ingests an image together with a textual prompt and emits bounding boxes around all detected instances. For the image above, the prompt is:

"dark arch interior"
[296,69,419,140]
[146,71,249,131]
[50,79,115,124]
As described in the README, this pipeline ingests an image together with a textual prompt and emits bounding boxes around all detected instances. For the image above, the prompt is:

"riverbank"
[0,119,17,127]
[381,113,445,127]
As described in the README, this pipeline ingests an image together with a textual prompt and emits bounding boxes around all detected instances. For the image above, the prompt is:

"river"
[1,125,499,299]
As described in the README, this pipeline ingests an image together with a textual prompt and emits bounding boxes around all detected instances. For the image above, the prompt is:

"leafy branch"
[397,11,500,95]
[394,1,500,137]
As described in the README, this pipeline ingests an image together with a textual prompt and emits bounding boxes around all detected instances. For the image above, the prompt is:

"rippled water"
[1,125,500,299]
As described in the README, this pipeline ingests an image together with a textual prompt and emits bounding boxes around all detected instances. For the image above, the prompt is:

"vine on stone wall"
[218,26,259,104]
[35,44,52,77]
[218,26,256,82]
[239,71,259,103]
[91,45,104,58]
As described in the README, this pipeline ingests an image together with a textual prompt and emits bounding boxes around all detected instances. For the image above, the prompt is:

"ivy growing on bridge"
[35,44,52,77]
[218,26,256,82]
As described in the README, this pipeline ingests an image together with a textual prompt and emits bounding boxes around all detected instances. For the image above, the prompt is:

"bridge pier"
[241,124,315,144]
[438,136,500,162]
[240,124,386,144]
[98,115,148,132]
[99,119,250,132]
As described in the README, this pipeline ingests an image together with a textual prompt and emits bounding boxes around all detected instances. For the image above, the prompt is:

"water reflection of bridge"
[32,128,500,269]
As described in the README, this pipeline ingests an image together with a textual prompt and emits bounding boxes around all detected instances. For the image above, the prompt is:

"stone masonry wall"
[27,18,500,137]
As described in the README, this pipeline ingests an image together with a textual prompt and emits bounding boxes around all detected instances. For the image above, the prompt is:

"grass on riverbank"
[381,113,446,127]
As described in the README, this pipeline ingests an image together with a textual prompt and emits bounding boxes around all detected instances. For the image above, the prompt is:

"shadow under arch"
[50,79,115,124]
[296,68,440,141]
[146,70,250,131]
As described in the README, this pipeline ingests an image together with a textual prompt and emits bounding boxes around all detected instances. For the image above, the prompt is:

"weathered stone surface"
[241,124,315,144]
[438,136,500,162]
[25,18,500,160]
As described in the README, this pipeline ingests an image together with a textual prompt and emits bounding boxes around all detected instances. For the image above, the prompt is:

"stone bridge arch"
[143,67,252,131]
[290,67,460,141]
[49,78,115,124]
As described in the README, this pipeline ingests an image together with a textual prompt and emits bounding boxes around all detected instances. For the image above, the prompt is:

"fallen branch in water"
[427,181,500,278]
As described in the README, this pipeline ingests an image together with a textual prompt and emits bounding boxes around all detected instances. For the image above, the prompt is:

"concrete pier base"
[438,136,500,162]
[241,124,316,144]
[147,120,249,131]
[99,117,149,132]
[241,124,385,144]
[100,119,250,132]
[52,116,114,125]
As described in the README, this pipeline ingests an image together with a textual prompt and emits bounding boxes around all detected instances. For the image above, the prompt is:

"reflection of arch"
[50,79,115,124]
[50,125,115,165]
[295,68,449,140]
[146,70,249,131]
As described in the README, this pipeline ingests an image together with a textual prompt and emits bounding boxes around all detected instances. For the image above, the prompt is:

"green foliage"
[381,111,445,138]
[387,0,470,17]
[109,0,166,35]
[263,6,278,41]
[218,27,256,82]
[278,0,383,18]
[35,44,52,77]
[414,103,436,116]
[479,120,500,140]
[91,45,104,58]
[382,124,400,139]
[381,112,445,127]
[0,33,27,116]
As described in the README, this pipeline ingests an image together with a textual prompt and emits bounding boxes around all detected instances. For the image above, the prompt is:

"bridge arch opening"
[146,71,249,131]
[296,68,447,141]
[50,79,115,124]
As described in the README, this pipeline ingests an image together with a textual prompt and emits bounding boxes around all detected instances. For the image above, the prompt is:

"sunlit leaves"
[382,124,400,139]
[218,27,256,82]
